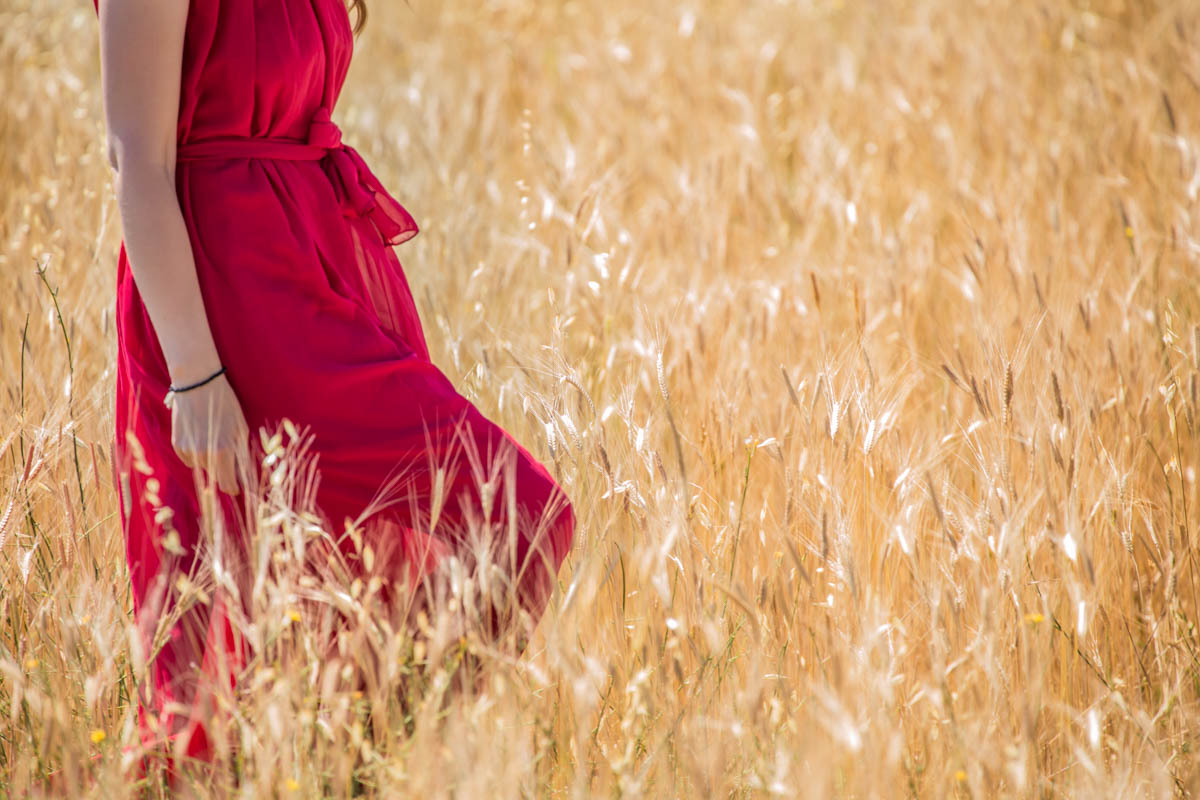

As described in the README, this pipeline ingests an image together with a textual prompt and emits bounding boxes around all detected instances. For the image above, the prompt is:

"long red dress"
[94,0,575,762]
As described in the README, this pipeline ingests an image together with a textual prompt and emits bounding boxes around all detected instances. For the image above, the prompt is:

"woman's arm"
[99,0,249,495]
[99,0,220,384]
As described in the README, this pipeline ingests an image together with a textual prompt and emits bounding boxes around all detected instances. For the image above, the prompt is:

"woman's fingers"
[171,422,227,492]
[194,428,242,494]
[188,446,238,495]
[173,431,197,470]
[213,448,240,495]
[176,446,195,470]
[217,418,251,493]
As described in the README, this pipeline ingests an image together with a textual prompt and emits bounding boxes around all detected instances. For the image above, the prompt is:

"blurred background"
[1,0,1198,796]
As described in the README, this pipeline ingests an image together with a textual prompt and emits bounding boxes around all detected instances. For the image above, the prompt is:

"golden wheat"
[1,0,1199,796]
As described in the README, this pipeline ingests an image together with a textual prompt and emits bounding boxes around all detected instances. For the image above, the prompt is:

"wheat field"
[2,0,1199,796]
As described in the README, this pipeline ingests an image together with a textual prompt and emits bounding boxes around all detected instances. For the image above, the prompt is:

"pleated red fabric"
[93,0,575,765]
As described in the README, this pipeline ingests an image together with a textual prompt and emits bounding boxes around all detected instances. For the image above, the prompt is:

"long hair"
[348,0,367,35]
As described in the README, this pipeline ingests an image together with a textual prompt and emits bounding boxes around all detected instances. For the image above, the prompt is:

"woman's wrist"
[167,348,224,388]
[168,364,226,393]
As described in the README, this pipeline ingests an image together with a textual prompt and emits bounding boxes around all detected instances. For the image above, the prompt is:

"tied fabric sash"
[176,106,418,247]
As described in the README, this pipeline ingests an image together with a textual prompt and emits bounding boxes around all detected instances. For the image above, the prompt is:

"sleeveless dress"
[92,0,575,761]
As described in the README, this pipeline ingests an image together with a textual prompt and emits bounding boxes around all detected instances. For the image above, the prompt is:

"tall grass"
[2,0,1199,796]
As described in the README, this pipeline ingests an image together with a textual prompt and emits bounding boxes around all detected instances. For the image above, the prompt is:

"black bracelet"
[169,365,227,393]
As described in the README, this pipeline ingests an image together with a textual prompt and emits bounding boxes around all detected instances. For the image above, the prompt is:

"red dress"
[93,0,575,761]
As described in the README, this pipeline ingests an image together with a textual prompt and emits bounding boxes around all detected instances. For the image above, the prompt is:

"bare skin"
[98,0,251,495]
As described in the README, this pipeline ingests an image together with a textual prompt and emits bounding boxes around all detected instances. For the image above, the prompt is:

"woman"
[94,0,575,767]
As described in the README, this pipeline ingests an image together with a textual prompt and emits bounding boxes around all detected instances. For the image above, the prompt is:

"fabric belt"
[176,106,418,247]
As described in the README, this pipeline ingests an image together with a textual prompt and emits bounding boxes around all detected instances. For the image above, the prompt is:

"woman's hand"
[165,373,251,495]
